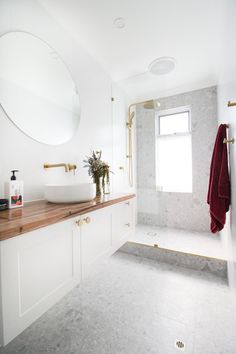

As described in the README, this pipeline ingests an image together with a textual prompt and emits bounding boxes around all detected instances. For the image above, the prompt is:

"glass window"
[156,108,192,193]
[159,111,189,135]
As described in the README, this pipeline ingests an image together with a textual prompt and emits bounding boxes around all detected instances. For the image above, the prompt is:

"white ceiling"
[39,0,222,101]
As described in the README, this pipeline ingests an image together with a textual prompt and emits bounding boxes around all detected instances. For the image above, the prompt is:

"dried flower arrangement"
[83,151,112,196]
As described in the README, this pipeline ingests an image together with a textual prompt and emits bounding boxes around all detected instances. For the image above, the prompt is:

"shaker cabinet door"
[0,218,81,345]
[80,208,112,279]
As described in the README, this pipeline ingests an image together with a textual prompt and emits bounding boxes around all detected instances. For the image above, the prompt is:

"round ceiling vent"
[113,17,126,29]
[148,56,176,75]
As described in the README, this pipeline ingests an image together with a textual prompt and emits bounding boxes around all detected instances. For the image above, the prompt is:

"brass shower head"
[143,100,154,109]
[143,100,161,109]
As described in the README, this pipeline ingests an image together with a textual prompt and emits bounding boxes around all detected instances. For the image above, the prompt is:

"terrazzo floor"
[1,251,235,354]
[130,224,226,259]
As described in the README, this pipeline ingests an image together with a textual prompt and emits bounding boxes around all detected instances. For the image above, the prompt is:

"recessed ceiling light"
[113,17,126,29]
[148,56,176,75]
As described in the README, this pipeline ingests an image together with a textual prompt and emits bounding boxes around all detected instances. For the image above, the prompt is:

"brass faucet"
[67,164,77,172]
[43,163,77,173]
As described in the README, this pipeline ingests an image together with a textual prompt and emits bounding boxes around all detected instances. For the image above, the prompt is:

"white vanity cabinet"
[0,197,135,346]
[76,198,134,279]
[0,218,81,346]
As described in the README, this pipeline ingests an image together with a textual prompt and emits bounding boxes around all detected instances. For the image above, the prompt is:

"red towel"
[207,124,230,233]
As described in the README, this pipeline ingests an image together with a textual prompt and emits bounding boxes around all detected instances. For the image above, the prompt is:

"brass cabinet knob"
[125,223,130,227]
[119,166,124,170]
[76,217,91,226]
[84,217,91,224]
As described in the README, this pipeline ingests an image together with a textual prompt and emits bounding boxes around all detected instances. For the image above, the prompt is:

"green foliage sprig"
[83,151,113,193]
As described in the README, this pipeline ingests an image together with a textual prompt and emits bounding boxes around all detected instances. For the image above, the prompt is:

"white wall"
[217,0,236,296]
[0,0,128,201]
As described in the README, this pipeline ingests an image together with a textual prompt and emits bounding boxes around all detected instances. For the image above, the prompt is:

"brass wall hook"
[223,138,234,144]
[227,101,236,107]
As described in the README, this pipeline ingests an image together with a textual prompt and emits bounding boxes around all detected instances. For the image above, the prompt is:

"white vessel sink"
[44,183,96,203]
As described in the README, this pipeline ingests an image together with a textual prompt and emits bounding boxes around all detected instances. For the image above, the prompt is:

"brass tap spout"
[44,163,69,172]
[44,163,77,173]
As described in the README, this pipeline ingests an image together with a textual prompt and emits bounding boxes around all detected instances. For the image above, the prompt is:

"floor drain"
[175,340,185,351]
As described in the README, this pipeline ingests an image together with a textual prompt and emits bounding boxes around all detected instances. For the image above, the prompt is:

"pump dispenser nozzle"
[10,170,19,181]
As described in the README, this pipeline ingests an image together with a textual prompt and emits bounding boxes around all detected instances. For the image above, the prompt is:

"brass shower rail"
[126,99,160,187]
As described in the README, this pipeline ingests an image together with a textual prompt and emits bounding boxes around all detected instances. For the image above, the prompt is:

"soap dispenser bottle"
[5,170,24,209]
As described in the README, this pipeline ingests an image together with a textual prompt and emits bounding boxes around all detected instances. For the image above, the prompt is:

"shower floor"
[129,224,226,260]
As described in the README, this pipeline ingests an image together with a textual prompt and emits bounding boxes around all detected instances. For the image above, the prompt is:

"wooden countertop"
[0,193,135,241]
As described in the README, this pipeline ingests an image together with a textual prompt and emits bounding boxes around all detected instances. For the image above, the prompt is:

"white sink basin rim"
[44,183,96,203]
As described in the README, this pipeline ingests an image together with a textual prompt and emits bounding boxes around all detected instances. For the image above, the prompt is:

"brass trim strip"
[126,240,227,261]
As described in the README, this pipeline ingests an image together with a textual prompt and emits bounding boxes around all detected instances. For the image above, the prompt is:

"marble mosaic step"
[119,241,227,278]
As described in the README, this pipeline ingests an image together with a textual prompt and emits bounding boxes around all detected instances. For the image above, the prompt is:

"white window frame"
[155,106,192,193]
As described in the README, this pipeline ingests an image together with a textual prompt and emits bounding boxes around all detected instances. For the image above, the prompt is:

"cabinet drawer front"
[112,200,134,244]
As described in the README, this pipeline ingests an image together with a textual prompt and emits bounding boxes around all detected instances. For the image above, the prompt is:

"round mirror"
[0,32,80,145]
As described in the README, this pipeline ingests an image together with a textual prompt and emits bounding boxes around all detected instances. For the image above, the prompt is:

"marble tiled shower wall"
[136,86,218,232]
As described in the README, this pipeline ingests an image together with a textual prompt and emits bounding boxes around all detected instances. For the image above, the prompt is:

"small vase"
[94,176,101,197]
[102,170,110,195]
[103,181,110,194]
